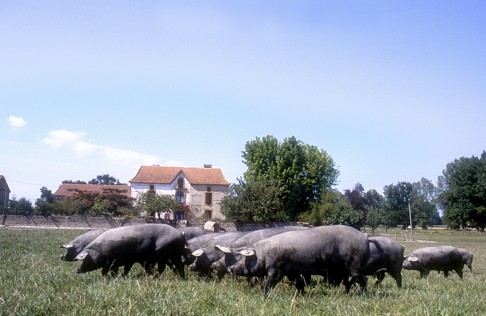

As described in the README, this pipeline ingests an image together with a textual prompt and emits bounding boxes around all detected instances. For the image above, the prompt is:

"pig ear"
[408,255,419,262]
[192,249,205,257]
[75,251,89,261]
[61,243,73,249]
[239,249,255,257]
[214,245,231,253]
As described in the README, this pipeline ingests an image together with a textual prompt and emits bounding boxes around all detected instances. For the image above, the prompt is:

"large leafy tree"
[439,152,486,229]
[383,179,441,229]
[382,182,413,228]
[411,178,441,228]
[240,135,339,220]
[221,178,286,222]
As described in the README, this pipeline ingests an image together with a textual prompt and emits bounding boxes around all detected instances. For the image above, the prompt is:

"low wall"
[1,215,309,231]
[1,215,166,229]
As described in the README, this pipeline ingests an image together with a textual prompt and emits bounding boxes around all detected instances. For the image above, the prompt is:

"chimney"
[203,164,212,168]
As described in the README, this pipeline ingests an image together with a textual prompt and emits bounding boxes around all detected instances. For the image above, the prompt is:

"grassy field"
[1,227,485,315]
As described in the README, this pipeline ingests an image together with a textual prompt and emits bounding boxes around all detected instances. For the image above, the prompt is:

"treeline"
[6,175,176,219]
[221,136,486,231]
[8,185,136,218]
[5,136,486,230]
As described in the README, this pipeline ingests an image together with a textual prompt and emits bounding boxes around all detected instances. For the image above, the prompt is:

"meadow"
[1,227,485,316]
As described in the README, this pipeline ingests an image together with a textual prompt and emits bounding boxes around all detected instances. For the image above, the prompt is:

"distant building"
[129,165,230,220]
[0,175,10,211]
[53,183,132,199]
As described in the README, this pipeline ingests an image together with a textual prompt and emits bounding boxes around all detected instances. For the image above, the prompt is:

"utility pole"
[408,199,414,241]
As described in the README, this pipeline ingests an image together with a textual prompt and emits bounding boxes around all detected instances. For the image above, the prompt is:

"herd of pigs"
[59,223,473,295]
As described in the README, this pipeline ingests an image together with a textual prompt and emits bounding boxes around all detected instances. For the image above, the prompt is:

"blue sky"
[1,1,485,202]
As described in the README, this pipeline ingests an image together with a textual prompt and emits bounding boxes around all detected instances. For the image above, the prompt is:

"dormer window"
[178,178,184,189]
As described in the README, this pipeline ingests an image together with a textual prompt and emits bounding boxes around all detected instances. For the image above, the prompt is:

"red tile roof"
[129,166,230,186]
[54,184,132,198]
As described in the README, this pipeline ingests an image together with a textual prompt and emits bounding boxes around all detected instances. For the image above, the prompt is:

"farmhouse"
[53,183,132,199]
[129,165,230,220]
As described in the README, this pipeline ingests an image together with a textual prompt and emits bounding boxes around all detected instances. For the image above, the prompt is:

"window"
[176,191,185,204]
[149,185,155,194]
[178,178,184,189]
[205,192,212,205]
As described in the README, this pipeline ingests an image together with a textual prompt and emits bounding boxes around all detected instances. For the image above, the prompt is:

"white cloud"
[42,129,161,168]
[102,146,160,167]
[8,116,27,128]
[72,141,99,157]
[42,130,85,149]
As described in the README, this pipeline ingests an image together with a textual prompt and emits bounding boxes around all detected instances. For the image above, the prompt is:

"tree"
[69,190,98,217]
[411,178,441,228]
[39,187,55,203]
[343,184,386,232]
[52,198,88,216]
[299,190,363,228]
[63,174,124,185]
[343,183,367,228]
[383,180,442,229]
[364,189,385,233]
[221,178,287,222]
[68,187,133,217]
[88,174,121,185]
[35,187,55,216]
[241,135,339,220]
[439,152,486,229]
[136,192,177,219]
[8,197,34,216]
[382,182,413,228]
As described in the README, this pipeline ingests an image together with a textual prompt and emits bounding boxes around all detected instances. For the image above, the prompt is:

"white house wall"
[131,183,175,198]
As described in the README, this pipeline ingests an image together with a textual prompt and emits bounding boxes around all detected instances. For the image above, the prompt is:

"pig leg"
[454,268,463,279]
[262,268,284,296]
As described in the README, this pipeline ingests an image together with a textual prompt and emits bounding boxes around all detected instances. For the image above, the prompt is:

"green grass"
[1,227,485,315]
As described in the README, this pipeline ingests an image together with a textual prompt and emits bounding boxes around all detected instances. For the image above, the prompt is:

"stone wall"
[1,215,167,229]
[1,214,310,231]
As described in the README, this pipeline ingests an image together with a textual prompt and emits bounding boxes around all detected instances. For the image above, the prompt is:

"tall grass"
[1,227,485,315]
